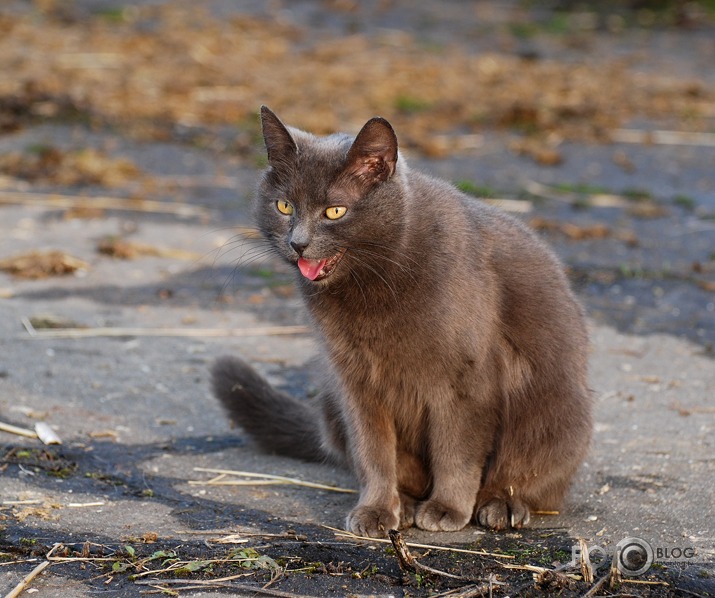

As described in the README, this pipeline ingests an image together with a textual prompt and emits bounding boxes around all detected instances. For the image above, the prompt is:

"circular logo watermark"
[615,537,654,576]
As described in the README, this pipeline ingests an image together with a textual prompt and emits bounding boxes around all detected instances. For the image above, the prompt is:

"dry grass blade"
[623,579,670,586]
[5,560,50,598]
[482,198,533,213]
[0,421,38,439]
[134,579,315,597]
[433,575,504,598]
[191,467,356,494]
[524,180,629,208]
[611,128,715,147]
[130,557,263,579]
[206,534,250,544]
[21,319,310,339]
[321,525,514,559]
[0,191,211,218]
[502,563,550,574]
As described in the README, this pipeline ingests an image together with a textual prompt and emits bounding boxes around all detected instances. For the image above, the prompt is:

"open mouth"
[296,249,346,281]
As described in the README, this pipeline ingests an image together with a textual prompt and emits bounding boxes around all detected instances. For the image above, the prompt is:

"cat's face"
[256,106,402,286]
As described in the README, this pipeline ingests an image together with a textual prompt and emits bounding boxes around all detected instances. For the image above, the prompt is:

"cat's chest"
[320,310,443,383]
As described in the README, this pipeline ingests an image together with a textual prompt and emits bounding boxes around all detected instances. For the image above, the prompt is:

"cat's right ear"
[343,117,398,187]
[260,106,297,169]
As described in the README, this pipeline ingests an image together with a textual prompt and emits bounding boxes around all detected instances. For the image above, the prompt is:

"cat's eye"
[325,206,347,220]
[276,200,294,216]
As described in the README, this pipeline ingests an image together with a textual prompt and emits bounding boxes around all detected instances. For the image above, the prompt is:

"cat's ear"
[260,106,297,168]
[344,117,398,185]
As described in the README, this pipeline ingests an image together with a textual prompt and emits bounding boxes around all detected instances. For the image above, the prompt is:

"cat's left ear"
[343,117,398,185]
[260,105,297,169]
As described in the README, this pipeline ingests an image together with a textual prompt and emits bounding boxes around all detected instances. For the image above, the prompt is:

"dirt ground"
[1,1,715,596]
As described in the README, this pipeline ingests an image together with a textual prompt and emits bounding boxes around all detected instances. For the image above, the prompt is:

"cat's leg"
[474,387,590,530]
[474,470,572,530]
[475,494,530,530]
[414,393,496,532]
[343,403,401,538]
[317,389,349,463]
[396,450,430,529]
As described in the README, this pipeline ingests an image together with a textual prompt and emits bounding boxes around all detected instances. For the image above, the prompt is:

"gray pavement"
[1,138,714,596]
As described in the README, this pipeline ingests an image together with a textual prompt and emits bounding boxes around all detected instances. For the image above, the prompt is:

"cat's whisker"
[209,235,272,267]
[346,245,417,284]
[212,237,283,298]
[355,240,421,269]
[343,251,400,305]
[347,266,369,310]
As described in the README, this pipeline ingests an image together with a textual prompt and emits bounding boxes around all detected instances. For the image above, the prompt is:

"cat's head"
[256,106,406,286]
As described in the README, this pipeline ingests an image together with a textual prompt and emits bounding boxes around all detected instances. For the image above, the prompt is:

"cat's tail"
[210,356,326,462]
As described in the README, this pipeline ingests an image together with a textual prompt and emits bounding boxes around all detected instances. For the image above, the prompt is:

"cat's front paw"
[476,497,530,530]
[346,505,399,538]
[414,500,471,532]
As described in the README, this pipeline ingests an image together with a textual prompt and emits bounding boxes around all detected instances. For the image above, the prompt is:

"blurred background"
[1,0,714,346]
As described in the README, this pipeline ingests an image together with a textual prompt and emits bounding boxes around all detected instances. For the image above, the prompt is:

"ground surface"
[1,1,714,596]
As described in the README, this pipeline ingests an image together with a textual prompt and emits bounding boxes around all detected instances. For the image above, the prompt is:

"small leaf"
[149,550,176,561]
[255,555,279,571]
[124,545,135,558]
[112,561,132,573]
[182,560,212,572]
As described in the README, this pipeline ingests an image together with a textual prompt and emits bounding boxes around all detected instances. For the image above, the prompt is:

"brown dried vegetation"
[1,3,713,155]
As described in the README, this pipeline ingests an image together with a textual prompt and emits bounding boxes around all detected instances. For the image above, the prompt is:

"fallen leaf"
[529,217,610,240]
[14,505,59,522]
[97,237,200,260]
[0,250,88,279]
[627,203,670,219]
[510,138,563,166]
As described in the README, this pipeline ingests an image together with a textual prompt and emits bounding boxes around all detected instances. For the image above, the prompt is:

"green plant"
[455,180,498,198]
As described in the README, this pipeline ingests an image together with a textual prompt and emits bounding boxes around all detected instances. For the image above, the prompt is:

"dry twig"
[5,560,50,598]
[388,529,465,580]
[322,525,514,559]
[578,538,594,584]
[580,570,611,598]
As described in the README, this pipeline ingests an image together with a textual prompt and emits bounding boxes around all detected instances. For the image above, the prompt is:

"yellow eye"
[276,200,294,215]
[325,206,347,220]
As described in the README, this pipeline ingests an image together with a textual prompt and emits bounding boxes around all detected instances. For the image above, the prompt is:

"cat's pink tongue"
[297,257,327,281]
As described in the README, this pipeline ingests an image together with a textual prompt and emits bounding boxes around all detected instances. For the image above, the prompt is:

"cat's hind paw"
[346,505,399,538]
[414,500,471,532]
[476,497,530,530]
[399,493,417,529]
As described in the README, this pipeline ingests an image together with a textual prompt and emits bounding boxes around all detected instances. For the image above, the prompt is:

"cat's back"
[408,169,562,279]
[409,169,586,360]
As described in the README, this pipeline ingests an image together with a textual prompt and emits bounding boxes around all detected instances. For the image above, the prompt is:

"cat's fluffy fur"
[212,106,592,538]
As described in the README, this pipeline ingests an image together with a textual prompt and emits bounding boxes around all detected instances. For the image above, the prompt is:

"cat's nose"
[290,240,308,255]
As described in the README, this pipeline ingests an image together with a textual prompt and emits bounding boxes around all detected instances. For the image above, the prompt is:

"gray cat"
[212,106,592,538]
